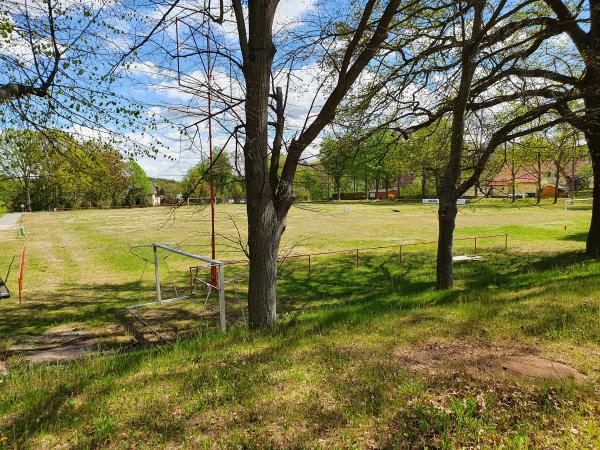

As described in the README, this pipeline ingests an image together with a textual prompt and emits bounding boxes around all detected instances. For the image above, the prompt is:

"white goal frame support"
[564,197,593,231]
[137,243,226,332]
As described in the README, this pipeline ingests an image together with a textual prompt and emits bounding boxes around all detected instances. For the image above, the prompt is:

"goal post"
[139,243,226,332]
[564,197,593,231]
[186,197,210,206]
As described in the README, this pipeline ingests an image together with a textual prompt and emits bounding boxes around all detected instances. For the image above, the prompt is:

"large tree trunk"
[246,198,282,328]
[436,193,457,289]
[583,68,600,257]
[434,2,482,290]
[243,0,279,329]
[585,134,600,256]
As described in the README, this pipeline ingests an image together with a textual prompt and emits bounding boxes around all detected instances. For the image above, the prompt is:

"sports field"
[0,200,599,448]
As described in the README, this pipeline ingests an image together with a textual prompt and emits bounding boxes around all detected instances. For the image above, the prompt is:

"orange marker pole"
[18,244,26,304]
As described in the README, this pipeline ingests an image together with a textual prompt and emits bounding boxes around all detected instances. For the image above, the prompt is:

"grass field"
[0,199,599,448]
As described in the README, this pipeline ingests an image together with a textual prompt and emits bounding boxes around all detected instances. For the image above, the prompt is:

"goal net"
[128,244,248,341]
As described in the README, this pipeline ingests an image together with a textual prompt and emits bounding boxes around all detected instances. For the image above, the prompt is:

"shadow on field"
[3,248,599,447]
[559,232,588,242]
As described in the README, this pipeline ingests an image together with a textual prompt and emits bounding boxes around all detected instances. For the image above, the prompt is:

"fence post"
[308,254,311,275]
[218,263,226,332]
[399,245,403,263]
[356,249,359,268]
[505,234,508,251]
[474,237,477,254]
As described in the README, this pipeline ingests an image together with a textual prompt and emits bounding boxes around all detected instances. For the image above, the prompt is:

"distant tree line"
[0,129,154,211]
[312,124,591,203]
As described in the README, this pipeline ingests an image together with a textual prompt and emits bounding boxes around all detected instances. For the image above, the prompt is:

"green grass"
[0,199,599,448]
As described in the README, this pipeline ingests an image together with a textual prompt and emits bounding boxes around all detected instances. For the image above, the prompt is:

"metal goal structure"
[564,197,593,230]
[129,244,227,336]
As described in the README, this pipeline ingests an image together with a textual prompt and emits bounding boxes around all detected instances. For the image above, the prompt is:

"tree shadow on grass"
[559,232,588,242]
[2,249,599,447]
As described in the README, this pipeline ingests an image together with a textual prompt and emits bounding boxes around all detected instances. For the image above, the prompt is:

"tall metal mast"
[207,31,217,287]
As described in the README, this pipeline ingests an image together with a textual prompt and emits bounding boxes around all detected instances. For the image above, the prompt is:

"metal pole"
[207,33,217,287]
[564,198,568,231]
[505,234,508,251]
[218,263,226,332]
[474,237,477,254]
[153,244,162,303]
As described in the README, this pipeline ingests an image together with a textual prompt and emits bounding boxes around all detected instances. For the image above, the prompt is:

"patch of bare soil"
[394,340,588,383]
[3,324,134,365]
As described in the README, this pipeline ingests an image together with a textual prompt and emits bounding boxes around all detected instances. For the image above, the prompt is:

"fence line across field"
[216,233,509,274]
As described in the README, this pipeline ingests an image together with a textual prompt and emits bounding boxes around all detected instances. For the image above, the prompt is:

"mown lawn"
[0,200,598,448]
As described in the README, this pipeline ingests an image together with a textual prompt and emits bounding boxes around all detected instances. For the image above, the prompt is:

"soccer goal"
[564,197,593,230]
[186,197,210,206]
[128,244,231,341]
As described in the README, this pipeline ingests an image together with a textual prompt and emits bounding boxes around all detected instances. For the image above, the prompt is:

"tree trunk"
[25,177,32,212]
[436,194,457,289]
[334,175,341,200]
[243,0,279,329]
[246,198,281,328]
[582,67,600,256]
[553,162,561,204]
[421,170,427,199]
[434,2,482,290]
[511,151,516,202]
[536,152,542,204]
[585,134,600,257]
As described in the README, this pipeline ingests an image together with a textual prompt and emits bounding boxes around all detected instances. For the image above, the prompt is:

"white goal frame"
[564,197,593,231]
[129,243,226,332]
[186,197,210,206]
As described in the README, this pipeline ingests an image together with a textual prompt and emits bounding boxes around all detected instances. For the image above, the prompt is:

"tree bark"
[436,194,457,289]
[536,152,542,204]
[553,161,561,204]
[585,135,600,256]
[435,1,482,290]
[421,170,427,199]
[242,0,279,329]
[511,149,516,202]
[583,67,600,256]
